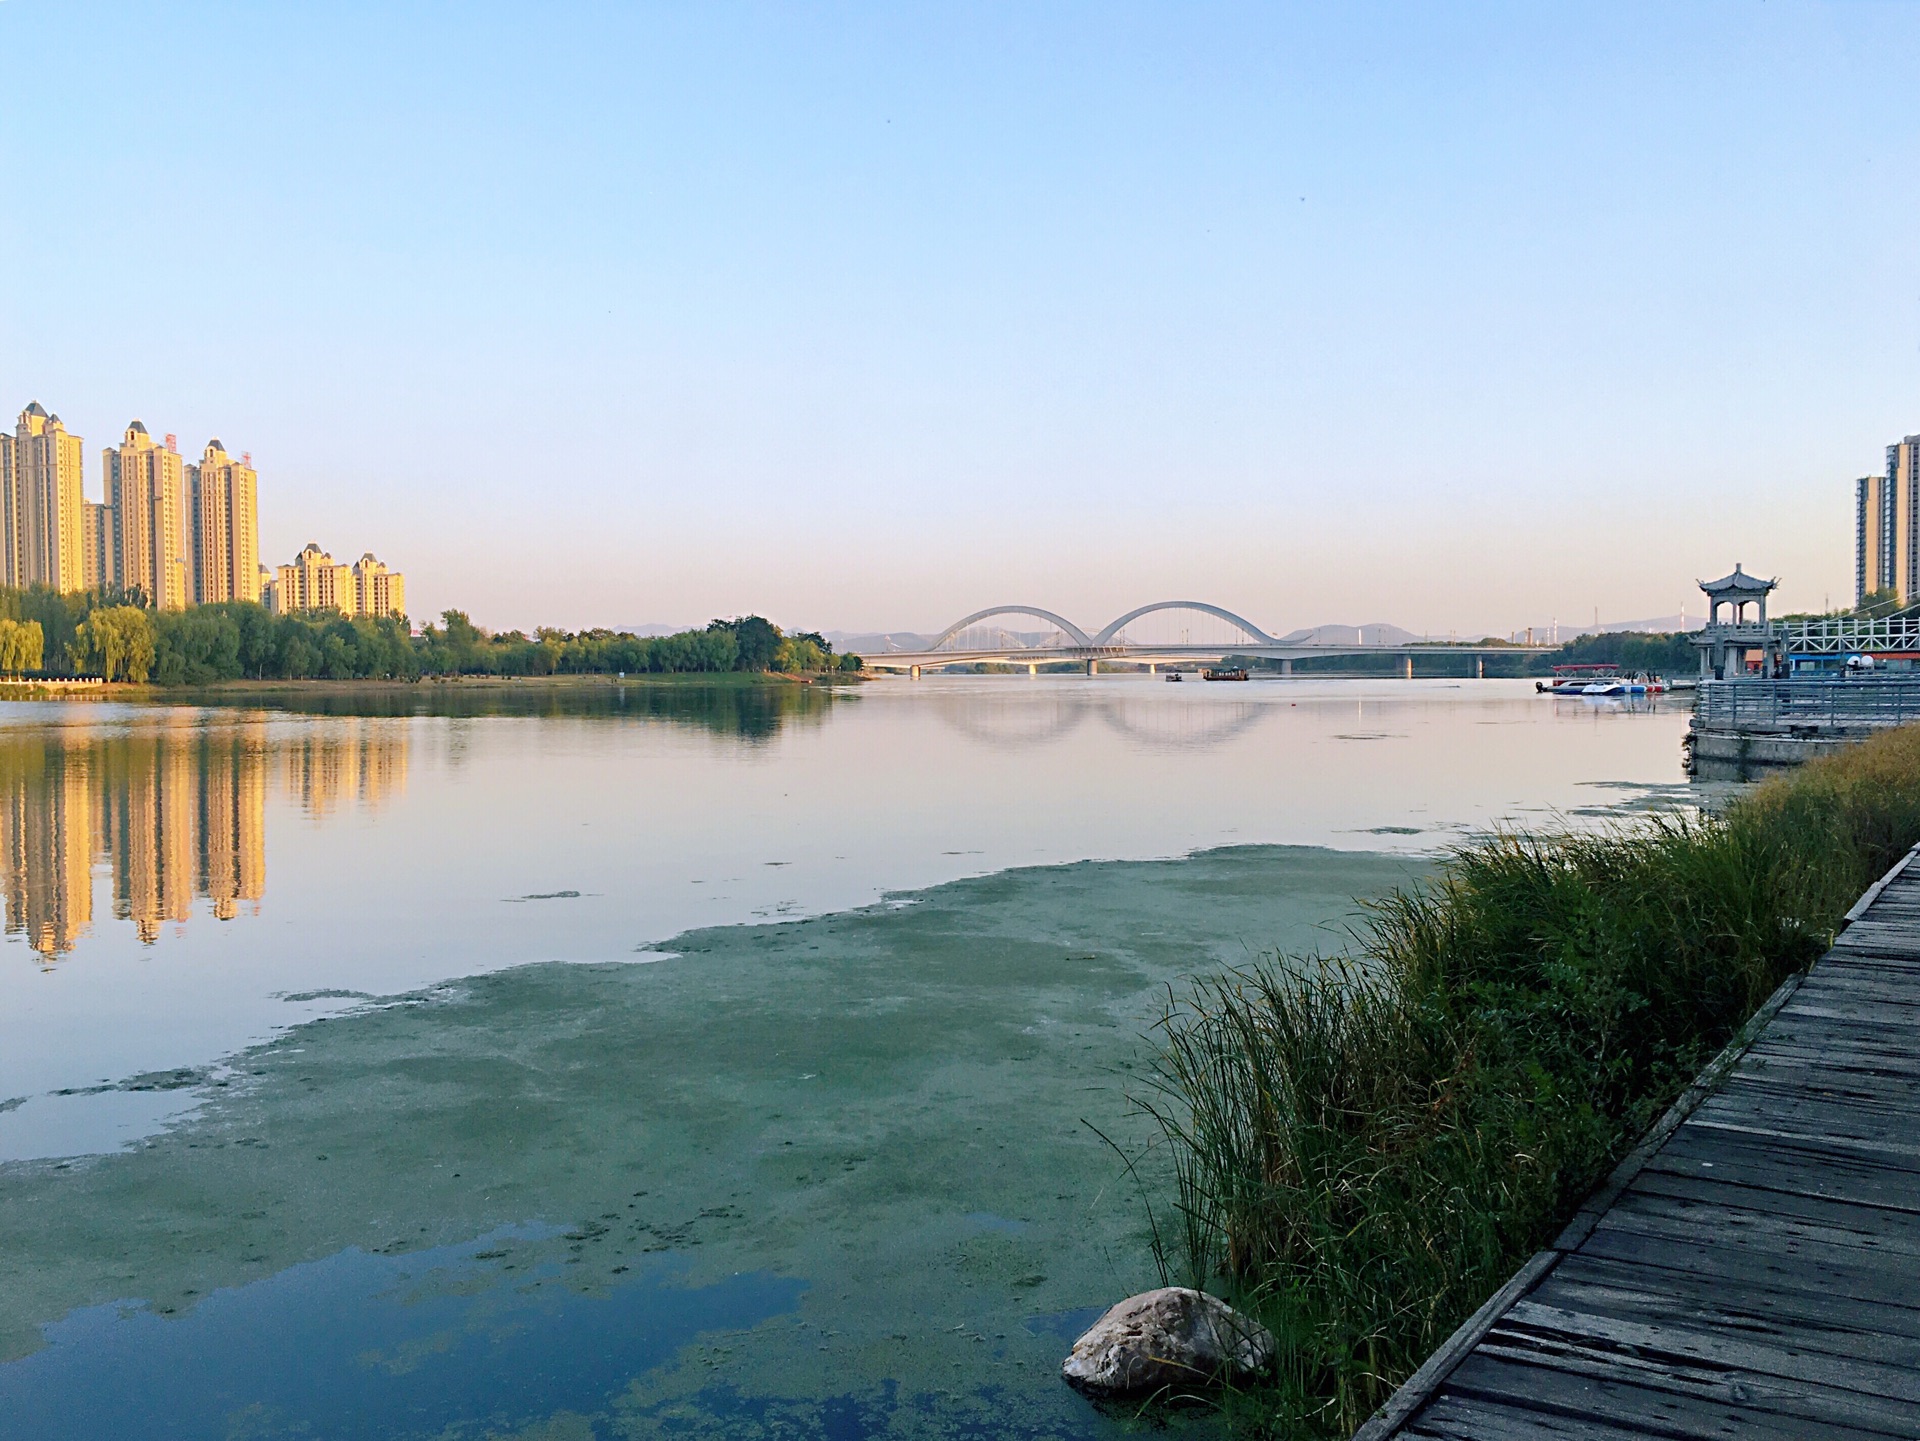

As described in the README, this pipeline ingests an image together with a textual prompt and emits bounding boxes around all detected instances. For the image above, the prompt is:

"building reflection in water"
[0,717,407,961]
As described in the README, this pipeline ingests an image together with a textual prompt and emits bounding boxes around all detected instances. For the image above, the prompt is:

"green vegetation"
[0,585,861,685]
[1143,727,1920,1436]
[0,619,43,676]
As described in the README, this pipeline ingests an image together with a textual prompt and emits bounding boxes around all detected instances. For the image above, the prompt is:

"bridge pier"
[1028,663,1036,676]
[1477,657,1484,679]
[1148,662,1156,675]
[1086,659,1098,677]
[1403,657,1414,681]
[910,665,921,680]
[1281,659,1292,679]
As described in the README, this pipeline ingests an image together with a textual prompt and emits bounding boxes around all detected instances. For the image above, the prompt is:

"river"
[0,676,1693,1439]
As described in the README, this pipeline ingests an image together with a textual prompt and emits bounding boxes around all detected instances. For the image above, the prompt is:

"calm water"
[0,677,1692,1439]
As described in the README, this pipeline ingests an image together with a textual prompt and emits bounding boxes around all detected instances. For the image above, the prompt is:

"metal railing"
[1778,608,1920,656]
[1696,678,1920,732]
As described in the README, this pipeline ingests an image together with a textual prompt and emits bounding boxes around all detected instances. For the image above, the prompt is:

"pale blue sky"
[3,1,1916,633]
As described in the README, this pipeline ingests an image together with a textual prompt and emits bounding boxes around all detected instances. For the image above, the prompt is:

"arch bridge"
[864,602,1551,675]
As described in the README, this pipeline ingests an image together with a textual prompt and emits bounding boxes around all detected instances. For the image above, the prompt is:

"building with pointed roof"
[4,403,87,591]
[1692,564,1785,679]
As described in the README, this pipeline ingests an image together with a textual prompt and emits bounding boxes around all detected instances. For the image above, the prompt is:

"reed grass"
[1142,725,1920,1436]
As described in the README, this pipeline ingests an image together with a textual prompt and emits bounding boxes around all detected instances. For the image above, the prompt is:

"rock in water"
[1060,1286,1275,1396]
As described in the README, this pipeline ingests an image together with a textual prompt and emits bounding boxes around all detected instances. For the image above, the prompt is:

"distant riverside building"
[266,543,405,619]
[2,403,87,591]
[186,440,260,604]
[1858,434,1920,604]
[269,542,352,614]
[352,552,404,620]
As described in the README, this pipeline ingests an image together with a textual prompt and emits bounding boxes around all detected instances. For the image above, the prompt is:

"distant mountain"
[1270,622,1424,647]
[616,623,701,637]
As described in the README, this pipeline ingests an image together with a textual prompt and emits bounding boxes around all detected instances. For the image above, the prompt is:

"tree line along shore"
[1138,725,1920,1435]
[0,586,863,686]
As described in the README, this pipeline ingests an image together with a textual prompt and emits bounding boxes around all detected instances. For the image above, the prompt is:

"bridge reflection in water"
[866,602,1549,674]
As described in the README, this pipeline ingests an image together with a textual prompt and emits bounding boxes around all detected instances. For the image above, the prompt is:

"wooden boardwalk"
[1355,846,1920,1441]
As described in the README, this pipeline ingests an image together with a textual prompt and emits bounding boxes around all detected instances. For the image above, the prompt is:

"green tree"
[711,615,781,671]
[76,606,157,683]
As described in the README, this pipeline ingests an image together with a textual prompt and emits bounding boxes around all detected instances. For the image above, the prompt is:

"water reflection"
[218,678,835,740]
[0,716,408,961]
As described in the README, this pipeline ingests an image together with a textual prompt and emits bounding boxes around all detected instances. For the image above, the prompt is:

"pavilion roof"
[1698,563,1776,595]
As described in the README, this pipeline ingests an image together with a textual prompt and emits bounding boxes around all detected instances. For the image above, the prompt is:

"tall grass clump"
[1146,725,1920,1437]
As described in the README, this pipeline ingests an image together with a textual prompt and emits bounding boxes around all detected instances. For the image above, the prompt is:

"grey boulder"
[1061,1286,1275,1397]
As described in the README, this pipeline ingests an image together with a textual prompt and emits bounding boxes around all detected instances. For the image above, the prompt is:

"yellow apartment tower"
[187,440,261,604]
[4,403,87,591]
[269,543,406,619]
[271,542,354,614]
[102,422,189,610]
[352,553,405,619]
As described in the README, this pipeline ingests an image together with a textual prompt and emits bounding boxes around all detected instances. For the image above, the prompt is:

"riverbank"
[0,670,863,703]
[1146,724,1920,1436]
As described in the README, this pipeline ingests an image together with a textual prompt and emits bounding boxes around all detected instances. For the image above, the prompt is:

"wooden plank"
[1646,1126,1920,1208]
[1404,1392,1681,1441]
[1494,1297,1920,1405]
[1533,1258,1920,1362]
[1628,1167,1920,1244]
[1596,1185,1920,1260]
[1443,1349,1908,1440]
[1576,1218,1920,1313]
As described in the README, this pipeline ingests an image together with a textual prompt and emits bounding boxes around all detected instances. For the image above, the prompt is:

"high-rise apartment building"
[269,542,355,614]
[1858,436,1920,605]
[267,542,406,619]
[186,439,260,604]
[101,422,189,609]
[352,553,405,619]
[5,403,87,592]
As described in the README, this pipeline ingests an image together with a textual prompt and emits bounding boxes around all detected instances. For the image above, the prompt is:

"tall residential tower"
[4,404,87,591]
[101,421,189,609]
[186,440,260,604]
[1859,436,1920,605]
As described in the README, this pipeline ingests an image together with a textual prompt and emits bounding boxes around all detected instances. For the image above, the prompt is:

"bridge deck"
[1355,846,1920,1441]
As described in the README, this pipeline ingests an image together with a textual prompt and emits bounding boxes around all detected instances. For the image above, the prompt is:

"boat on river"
[1537,663,1623,695]
[1202,668,1250,682]
[1578,673,1667,697]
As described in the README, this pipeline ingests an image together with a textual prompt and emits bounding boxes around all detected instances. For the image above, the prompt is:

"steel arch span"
[927,606,1096,651]
[1091,601,1275,648]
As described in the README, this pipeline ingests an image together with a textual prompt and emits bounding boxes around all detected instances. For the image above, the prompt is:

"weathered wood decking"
[1355,845,1920,1441]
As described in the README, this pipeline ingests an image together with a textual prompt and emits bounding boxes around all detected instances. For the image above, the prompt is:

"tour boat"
[1202,668,1250,682]
[1537,664,1624,695]
[1578,673,1667,697]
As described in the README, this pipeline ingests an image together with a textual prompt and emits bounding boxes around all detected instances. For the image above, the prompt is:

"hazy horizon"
[4,1,1914,634]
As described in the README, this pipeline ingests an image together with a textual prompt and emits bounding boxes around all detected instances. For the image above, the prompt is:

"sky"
[3,1,1917,636]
